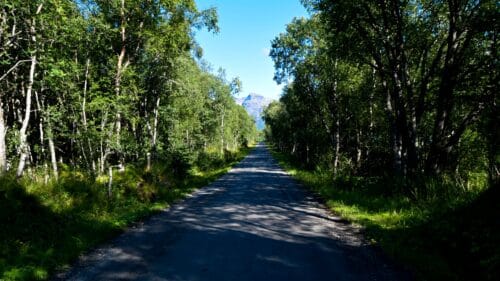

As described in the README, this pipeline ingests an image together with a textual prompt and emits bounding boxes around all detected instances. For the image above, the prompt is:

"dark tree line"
[265,0,498,192]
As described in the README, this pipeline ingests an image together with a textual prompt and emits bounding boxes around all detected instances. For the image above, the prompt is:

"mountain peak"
[246,93,264,99]
[235,93,273,130]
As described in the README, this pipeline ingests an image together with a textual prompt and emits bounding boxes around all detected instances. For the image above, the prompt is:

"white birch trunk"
[333,118,340,175]
[152,97,160,150]
[16,55,36,177]
[82,58,95,172]
[16,4,41,178]
[48,135,58,179]
[220,109,225,155]
[114,0,126,143]
[0,102,7,173]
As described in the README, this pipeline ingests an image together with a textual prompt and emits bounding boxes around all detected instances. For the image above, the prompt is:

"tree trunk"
[34,89,49,178]
[0,6,10,170]
[16,55,36,178]
[146,152,151,171]
[99,110,110,175]
[152,96,160,152]
[81,58,95,171]
[487,33,499,187]
[108,166,113,199]
[426,62,455,174]
[48,133,58,179]
[0,102,7,173]
[383,79,402,174]
[114,0,127,166]
[333,117,340,175]
[425,3,470,175]
[356,127,362,169]
[220,109,225,155]
[16,5,41,178]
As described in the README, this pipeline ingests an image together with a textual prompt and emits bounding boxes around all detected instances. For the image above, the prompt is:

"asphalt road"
[57,144,410,281]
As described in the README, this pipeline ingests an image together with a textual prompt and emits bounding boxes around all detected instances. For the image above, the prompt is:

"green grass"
[270,149,499,281]
[0,146,253,281]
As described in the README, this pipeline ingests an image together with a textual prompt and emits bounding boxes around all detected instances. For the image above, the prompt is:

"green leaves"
[0,0,254,178]
[267,0,496,182]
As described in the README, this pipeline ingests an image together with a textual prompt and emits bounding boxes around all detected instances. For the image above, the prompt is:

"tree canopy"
[265,0,498,189]
[0,0,257,179]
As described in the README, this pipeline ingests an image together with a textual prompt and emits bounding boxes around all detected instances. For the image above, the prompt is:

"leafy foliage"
[0,1,257,279]
[265,1,498,280]
[265,0,498,189]
[0,0,257,178]
[0,146,251,280]
[272,149,499,281]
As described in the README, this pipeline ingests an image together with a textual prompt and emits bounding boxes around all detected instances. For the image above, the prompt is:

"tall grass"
[270,149,498,281]
[0,146,253,281]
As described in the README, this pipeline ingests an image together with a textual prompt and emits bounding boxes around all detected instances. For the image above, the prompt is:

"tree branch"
[0,59,31,82]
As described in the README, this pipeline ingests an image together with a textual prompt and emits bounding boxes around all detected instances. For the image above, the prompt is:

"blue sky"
[194,0,308,101]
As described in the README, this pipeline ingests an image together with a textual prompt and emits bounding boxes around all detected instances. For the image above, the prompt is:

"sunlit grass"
[270,148,497,281]
[0,145,254,281]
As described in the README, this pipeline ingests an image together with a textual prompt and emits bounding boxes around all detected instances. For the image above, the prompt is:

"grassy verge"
[270,148,499,281]
[0,146,253,281]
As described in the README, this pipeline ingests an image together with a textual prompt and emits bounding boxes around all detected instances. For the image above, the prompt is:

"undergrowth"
[0,146,253,281]
[270,148,499,281]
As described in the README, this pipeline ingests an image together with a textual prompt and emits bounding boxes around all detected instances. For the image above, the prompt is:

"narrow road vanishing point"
[57,144,410,281]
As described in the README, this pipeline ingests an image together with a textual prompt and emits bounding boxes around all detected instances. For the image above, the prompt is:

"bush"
[167,149,194,178]
[223,149,238,163]
[196,151,224,171]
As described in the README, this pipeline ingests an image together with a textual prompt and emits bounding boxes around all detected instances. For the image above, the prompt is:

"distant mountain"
[236,93,273,130]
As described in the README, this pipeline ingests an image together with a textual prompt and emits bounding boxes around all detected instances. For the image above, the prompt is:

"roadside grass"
[270,149,499,281]
[0,146,253,281]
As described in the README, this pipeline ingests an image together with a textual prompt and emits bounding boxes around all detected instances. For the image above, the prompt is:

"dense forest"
[266,0,497,192]
[1,0,499,280]
[0,1,257,279]
[264,0,498,279]
[0,0,257,179]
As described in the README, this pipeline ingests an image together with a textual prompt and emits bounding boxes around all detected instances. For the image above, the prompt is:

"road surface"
[56,144,410,281]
